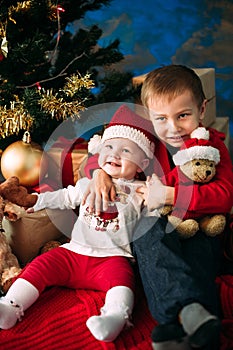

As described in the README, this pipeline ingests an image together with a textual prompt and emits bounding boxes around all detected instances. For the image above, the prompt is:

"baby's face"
[98,138,149,180]
[148,90,206,148]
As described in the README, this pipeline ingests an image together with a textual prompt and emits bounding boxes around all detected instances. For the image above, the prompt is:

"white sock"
[180,302,218,335]
[86,286,134,342]
[0,278,39,329]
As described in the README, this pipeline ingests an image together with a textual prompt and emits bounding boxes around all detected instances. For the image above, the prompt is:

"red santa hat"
[88,104,155,158]
[173,127,220,166]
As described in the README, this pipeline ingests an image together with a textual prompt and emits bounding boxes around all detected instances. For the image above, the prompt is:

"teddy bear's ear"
[9,176,20,184]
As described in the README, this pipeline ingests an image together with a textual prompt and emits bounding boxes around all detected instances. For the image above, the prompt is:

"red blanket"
[0,275,233,350]
[0,287,156,350]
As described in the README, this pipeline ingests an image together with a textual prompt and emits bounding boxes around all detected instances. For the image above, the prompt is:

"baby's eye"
[122,148,130,153]
[105,144,112,149]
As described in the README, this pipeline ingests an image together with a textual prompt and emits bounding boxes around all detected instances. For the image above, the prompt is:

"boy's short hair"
[141,65,206,109]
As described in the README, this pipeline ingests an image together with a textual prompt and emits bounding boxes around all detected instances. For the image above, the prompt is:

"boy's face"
[98,138,149,180]
[148,90,206,148]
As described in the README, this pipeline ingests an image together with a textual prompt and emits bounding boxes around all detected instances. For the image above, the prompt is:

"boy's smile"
[147,90,206,148]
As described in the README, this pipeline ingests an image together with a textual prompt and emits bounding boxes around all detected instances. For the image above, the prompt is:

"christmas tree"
[0,0,135,148]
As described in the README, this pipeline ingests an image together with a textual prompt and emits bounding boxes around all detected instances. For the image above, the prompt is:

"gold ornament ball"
[0,132,48,187]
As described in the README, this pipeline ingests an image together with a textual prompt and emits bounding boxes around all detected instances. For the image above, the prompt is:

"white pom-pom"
[191,127,209,140]
[88,134,102,154]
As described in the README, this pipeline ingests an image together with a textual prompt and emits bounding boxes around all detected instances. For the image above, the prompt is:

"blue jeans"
[132,217,220,324]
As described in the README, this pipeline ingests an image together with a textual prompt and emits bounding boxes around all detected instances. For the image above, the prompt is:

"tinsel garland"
[0,102,33,138]
[0,2,95,138]
[0,72,95,137]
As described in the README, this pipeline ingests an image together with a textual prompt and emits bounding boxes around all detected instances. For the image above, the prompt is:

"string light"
[57,5,65,13]
[36,82,42,90]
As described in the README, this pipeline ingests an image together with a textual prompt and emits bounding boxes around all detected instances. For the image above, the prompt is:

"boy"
[83,65,233,349]
[0,105,157,343]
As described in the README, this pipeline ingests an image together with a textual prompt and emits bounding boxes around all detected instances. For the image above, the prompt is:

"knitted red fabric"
[1,277,233,349]
[0,287,156,350]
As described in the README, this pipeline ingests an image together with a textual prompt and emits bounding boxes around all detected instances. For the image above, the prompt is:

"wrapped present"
[193,68,216,127]
[46,136,88,187]
[3,207,74,266]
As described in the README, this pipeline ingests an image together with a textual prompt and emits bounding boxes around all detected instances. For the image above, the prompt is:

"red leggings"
[19,247,135,294]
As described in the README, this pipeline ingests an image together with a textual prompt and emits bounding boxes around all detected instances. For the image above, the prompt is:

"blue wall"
[73,0,233,136]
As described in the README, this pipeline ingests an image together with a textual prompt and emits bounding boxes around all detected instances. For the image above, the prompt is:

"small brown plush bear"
[0,176,39,293]
[160,127,226,238]
[0,176,37,208]
[0,230,22,294]
[0,196,22,294]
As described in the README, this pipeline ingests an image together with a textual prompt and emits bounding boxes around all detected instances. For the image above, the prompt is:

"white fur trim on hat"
[88,125,155,158]
[173,145,220,166]
[190,127,209,140]
[88,134,102,154]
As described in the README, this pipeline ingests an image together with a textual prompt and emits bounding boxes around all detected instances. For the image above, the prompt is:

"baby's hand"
[145,174,167,211]
[26,207,35,214]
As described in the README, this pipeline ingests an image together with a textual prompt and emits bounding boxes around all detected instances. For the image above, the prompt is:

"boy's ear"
[199,99,208,121]
[137,158,150,173]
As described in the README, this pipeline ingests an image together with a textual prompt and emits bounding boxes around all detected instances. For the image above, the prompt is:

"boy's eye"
[152,116,166,122]
[149,112,165,121]
[178,113,188,119]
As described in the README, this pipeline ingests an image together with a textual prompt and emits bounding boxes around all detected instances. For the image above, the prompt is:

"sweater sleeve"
[33,179,88,211]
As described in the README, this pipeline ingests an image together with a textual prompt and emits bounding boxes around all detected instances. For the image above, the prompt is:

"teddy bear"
[0,176,38,208]
[0,196,22,294]
[159,127,226,238]
[0,230,22,294]
[0,175,40,293]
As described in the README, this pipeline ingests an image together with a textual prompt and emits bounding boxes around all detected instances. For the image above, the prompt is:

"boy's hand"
[82,169,116,215]
[146,174,166,211]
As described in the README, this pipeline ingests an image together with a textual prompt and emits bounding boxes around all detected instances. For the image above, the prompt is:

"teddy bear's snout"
[206,170,212,177]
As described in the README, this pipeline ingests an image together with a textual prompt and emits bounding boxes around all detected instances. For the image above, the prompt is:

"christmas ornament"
[0,131,48,187]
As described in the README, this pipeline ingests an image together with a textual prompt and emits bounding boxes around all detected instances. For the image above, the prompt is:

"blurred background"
[1,0,232,155]
[77,0,233,154]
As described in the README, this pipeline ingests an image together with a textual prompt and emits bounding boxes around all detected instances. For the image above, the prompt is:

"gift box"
[3,208,74,266]
[210,116,230,149]
[46,136,88,187]
[193,68,216,127]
